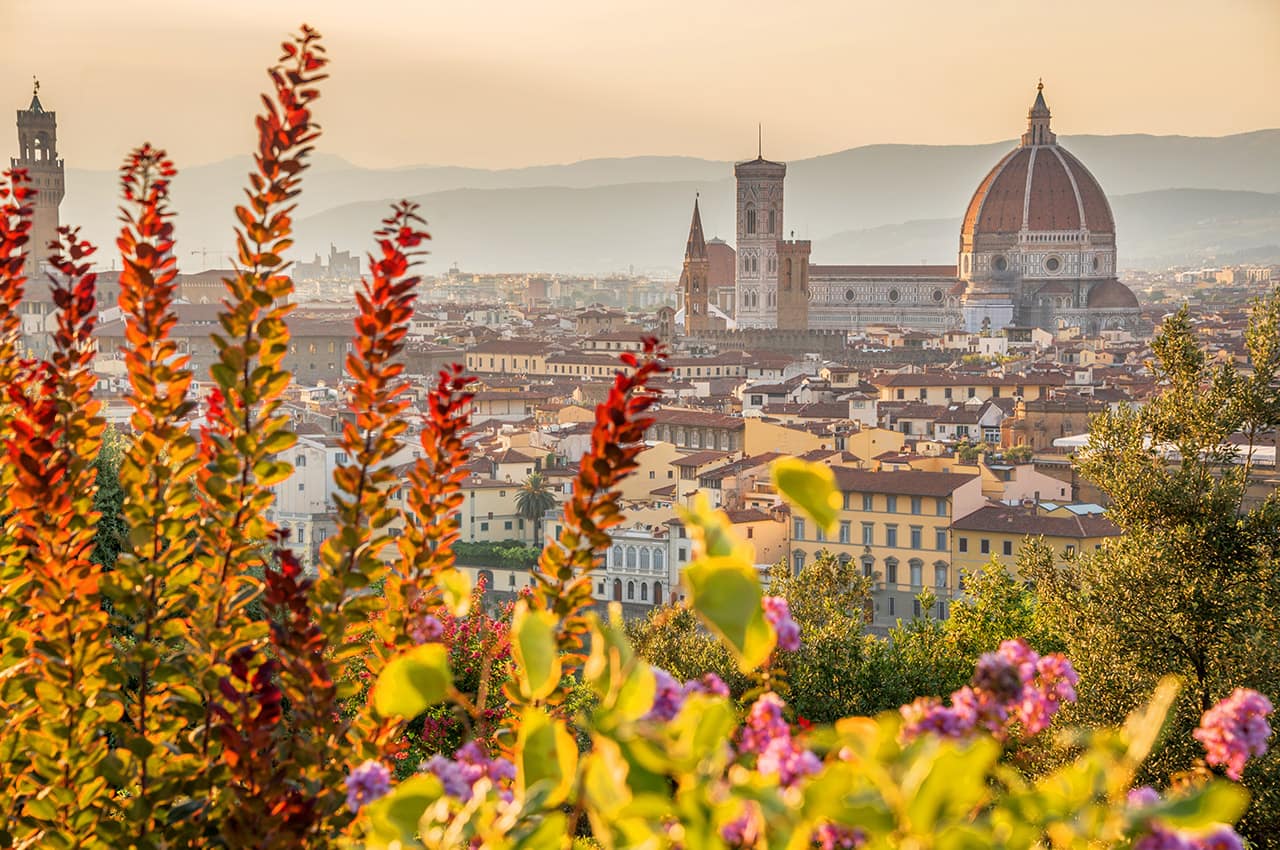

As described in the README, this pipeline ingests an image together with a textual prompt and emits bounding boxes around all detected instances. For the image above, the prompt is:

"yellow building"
[788,467,985,630]
[949,503,1120,578]
[874,373,1064,405]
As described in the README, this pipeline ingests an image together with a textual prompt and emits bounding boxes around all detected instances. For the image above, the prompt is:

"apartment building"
[788,467,985,630]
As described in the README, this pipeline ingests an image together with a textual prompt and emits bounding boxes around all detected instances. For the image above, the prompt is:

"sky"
[4,0,1279,172]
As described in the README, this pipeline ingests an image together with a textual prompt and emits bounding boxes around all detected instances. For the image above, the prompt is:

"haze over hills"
[57,130,1280,275]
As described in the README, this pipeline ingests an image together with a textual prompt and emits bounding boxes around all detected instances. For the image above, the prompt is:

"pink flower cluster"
[739,692,821,787]
[644,668,730,722]
[720,802,762,848]
[1193,687,1274,780]
[813,822,866,849]
[344,759,392,813]
[423,740,516,804]
[1128,785,1244,850]
[900,639,1078,741]
[763,596,801,652]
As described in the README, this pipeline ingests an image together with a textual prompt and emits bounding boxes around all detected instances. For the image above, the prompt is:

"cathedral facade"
[681,86,1142,336]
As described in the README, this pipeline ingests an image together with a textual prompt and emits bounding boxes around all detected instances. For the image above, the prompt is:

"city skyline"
[3,0,1278,171]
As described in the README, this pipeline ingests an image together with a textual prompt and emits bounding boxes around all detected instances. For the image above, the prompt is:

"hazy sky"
[4,0,1278,171]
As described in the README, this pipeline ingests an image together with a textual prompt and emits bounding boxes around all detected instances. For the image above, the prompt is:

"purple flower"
[756,737,821,787]
[684,672,730,698]
[646,667,686,721]
[763,596,801,652]
[739,692,790,755]
[972,651,1024,704]
[900,695,977,741]
[1134,827,1195,850]
[1193,688,1274,780]
[721,804,762,848]
[1196,827,1245,850]
[424,754,473,800]
[813,823,866,850]
[1127,786,1161,808]
[344,759,392,813]
[411,614,445,644]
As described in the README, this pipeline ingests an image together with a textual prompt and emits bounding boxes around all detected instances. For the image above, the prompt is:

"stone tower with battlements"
[775,237,811,330]
[13,80,64,273]
[734,139,785,329]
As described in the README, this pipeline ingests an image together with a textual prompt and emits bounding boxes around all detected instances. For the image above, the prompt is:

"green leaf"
[1156,781,1250,829]
[373,643,453,718]
[511,601,561,701]
[517,706,578,807]
[682,554,775,672]
[438,567,471,617]
[772,457,840,534]
[365,774,443,848]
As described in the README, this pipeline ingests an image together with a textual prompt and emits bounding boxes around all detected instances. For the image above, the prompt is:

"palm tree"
[515,472,558,546]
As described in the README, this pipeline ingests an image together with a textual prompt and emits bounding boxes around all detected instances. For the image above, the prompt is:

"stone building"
[13,80,62,273]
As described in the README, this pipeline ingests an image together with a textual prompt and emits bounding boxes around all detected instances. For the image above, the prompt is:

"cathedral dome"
[960,88,1114,242]
[1086,279,1139,309]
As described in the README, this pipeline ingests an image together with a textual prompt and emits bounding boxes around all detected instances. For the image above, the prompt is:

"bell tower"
[679,196,712,334]
[13,79,64,271]
[734,129,786,329]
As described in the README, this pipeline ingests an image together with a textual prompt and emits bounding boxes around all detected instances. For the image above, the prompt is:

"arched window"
[792,549,806,574]
[909,559,924,588]
[885,558,899,585]
[627,581,635,600]
[746,206,756,235]
[612,545,623,567]
[626,546,637,569]
[653,581,663,604]
[640,549,651,570]
[768,208,776,234]
[934,562,949,589]
[861,556,875,579]
[613,579,622,601]
[653,549,665,571]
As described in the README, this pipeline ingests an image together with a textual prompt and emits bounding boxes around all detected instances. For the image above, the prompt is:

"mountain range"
[56,129,1280,275]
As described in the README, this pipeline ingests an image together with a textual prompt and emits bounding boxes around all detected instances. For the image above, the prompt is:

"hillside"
[51,130,1280,274]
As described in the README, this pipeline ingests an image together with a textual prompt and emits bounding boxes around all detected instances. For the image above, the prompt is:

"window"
[889,597,896,616]
[1002,540,1013,556]
[297,482,305,491]
[936,498,947,517]
[480,522,489,532]
[861,522,874,546]
[793,550,806,574]
[861,557,873,578]
[959,537,968,553]
[909,560,923,587]
[885,525,898,547]
[839,521,852,544]
[885,559,898,584]
[598,582,604,594]
[967,387,977,399]
[768,209,776,233]
[936,529,947,551]
[862,494,873,512]
[886,495,898,513]
[746,207,756,235]
[504,521,513,530]
[815,526,826,543]
[1065,544,1076,557]
[627,581,634,600]
[641,583,648,601]
[935,564,948,588]
[944,388,953,400]
[913,599,921,618]
[295,454,307,467]
[896,389,905,400]
[980,538,990,555]
[911,496,922,515]
[910,526,922,549]
[678,547,687,561]
[793,518,806,540]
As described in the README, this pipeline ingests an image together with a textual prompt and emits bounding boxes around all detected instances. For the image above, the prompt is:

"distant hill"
[814,189,1280,269]
[52,130,1280,274]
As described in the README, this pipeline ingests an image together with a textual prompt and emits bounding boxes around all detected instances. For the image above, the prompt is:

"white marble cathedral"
[682,85,1143,336]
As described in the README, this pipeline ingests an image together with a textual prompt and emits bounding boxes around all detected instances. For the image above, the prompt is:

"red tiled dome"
[1086,279,1139,309]
[961,145,1114,240]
